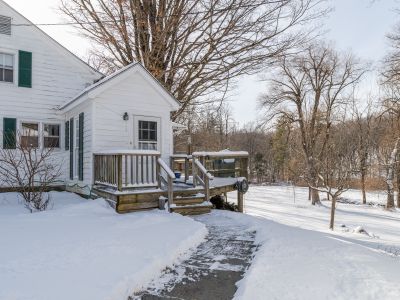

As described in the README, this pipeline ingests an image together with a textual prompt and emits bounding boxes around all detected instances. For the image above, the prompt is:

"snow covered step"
[171,202,213,215]
[173,195,205,206]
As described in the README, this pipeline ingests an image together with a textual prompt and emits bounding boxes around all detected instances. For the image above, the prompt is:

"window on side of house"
[138,120,157,150]
[0,53,14,83]
[43,124,60,148]
[20,123,39,148]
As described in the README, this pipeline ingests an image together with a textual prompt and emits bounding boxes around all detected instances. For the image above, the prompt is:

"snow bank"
[0,192,207,300]
[206,210,400,300]
[222,186,400,299]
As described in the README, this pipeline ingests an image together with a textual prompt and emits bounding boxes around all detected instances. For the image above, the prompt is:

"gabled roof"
[59,62,181,111]
[0,0,102,77]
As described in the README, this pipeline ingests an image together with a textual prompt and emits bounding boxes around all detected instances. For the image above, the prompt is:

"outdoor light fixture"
[123,112,129,121]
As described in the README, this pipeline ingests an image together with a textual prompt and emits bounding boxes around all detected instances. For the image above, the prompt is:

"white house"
[0,0,180,195]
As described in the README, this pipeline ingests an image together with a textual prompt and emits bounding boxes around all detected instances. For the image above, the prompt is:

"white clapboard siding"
[64,102,94,190]
[0,1,100,124]
[0,1,101,192]
[92,69,174,162]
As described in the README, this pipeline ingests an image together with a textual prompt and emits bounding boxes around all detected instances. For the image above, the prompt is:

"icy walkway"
[134,212,257,300]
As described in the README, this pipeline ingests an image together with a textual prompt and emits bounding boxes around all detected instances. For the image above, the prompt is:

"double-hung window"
[0,53,13,83]
[43,124,60,148]
[138,120,158,150]
[20,123,39,148]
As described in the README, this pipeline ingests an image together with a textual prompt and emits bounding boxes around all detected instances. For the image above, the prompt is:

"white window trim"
[19,120,40,148]
[43,123,61,149]
[133,115,161,152]
[0,47,17,86]
[17,120,62,150]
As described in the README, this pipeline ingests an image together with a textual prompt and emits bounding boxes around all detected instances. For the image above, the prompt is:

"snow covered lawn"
[0,192,207,300]
[226,185,400,299]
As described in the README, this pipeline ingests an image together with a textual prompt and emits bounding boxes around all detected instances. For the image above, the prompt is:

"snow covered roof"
[59,62,181,110]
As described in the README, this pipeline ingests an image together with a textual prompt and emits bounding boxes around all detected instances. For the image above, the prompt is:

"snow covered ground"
[0,192,207,300]
[226,185,400,300]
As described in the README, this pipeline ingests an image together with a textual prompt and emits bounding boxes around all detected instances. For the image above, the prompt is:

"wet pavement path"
[133,212,257,300]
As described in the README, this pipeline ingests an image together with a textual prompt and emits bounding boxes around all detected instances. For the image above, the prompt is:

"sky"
[2,0,400,125]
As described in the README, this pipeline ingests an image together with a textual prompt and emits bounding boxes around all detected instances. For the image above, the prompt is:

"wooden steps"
[170,194,212,215]
[170,203,213,215]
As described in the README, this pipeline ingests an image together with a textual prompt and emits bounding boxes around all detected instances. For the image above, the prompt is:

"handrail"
[194,158,214,180]
[157,158,176,179]
[192,151,249,158]
[192,158,213,202]
[157,158,175,212]
[94,150,160,156]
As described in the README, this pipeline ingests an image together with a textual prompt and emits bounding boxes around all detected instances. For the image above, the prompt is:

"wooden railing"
[192,158,214,201]
[157,158,175,211]
[192,151,249,179]
[93,150,161,191]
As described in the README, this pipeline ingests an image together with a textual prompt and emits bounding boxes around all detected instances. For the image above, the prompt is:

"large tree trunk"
[311,187,320,205]
[396,160,400,208]
[329,195,337,230]
[361,168,367,204]
[386,139,399,209]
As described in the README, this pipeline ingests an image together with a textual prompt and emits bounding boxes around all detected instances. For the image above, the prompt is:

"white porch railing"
[93,150,161,191]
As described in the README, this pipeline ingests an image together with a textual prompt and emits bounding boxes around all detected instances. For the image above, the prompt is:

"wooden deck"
[92,151,248,215]
[93,177,239,215]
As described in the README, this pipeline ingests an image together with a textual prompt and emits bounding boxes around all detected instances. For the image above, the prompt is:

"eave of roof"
[60,62,181,110]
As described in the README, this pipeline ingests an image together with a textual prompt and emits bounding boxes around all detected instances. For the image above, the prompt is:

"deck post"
[117,155,123,192]
[205,176,210,202]
[156,157,161,189]
[238,190,244,213]
[184,157,189,184]
[240,157,249,179]
[168,177,174,211]
[192,158,197,187]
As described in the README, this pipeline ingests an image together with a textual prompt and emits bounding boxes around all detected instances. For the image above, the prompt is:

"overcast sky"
[3,0,400,125]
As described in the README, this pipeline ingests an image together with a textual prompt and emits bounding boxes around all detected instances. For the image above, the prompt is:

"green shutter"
[18,50,32,88]
[78,113,84,181]
[65,121,69,151]
[3,118,16,149]
[69,118,74,180]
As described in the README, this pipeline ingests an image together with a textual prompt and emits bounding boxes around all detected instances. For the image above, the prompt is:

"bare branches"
[60,0,328,118]
[260,43,366,204]
[0,133,62,212]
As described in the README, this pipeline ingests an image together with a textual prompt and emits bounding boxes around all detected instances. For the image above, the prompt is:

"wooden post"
[184,157,189,184]
[238,190,244,213]
[205,176,210,202]
[168,177,174,211]
[117,155,123,192]
[192,158,197,187]
[156,157,161,189]
[240,157,249,179]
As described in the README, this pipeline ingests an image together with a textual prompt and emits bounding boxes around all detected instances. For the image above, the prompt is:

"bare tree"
[60,0,328,119]
[351,98,376,204]
[314,124,357,230]
[0,133,62,212]
[260,43,366,204]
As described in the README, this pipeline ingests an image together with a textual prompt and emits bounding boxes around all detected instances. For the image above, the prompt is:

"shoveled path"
[133,212,257,300]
